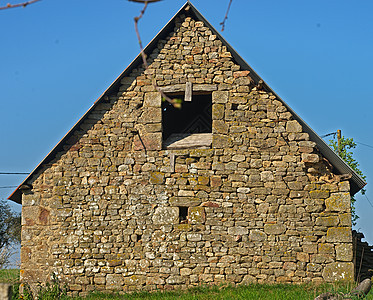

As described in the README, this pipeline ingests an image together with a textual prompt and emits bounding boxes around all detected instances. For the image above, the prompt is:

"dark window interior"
[162,94,212,141]
[179,206,188,224]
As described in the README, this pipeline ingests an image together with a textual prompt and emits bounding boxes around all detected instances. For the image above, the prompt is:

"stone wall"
[20,13,354,296]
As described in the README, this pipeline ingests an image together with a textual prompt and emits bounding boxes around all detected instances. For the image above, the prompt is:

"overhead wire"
[0,172,29,175]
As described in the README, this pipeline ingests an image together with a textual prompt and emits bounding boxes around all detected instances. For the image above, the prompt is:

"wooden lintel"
[161,84,217,94]
[185,82,192,102]
[193,84,217,92]
[161,84,185,93]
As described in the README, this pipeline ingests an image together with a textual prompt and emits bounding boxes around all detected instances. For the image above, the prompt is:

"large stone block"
[188,207,205,224]
[249,230,267,241]
[169,197,201,206]
[212,134,232,148]
[326,227,351,243]
[212,104,225,120]
[302,153,319,163]
[212,91,228,103]
[264,223,286,235]
[325,193,350,212]
[315,216,339,227]
[144,92,161,107]
[228,226,248,235]
[322,262,354,282]
[309,190,329,199]
[152,207,179,225]
[336,244,353,262]
[138,107,161,124]
[149,172,165,184]
[133,132,162,151]
[123,275,145,286]
[286,120,302,133]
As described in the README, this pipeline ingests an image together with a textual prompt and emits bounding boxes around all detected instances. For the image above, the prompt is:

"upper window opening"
[162,94,212,149]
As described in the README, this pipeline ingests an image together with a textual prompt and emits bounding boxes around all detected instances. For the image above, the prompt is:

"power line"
[0,172,29,175]
[0,186,18,189]
[364,194,373,209]
[356,142,373,150]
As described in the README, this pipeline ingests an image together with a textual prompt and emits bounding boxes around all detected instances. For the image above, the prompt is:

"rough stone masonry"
[14,3,362,297]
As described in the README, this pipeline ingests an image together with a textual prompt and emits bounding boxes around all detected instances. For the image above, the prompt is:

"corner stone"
[322,262,354,282]
[325,193,350,212]
[326,227,351,243]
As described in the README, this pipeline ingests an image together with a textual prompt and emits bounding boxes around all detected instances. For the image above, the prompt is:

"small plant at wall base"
[329,133,367,225]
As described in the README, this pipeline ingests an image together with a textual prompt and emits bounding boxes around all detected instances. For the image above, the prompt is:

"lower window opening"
[179,206,188,224]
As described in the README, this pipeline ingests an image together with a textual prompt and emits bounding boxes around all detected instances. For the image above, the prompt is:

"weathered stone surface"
[249,230,267,241]
[133,132,162,151]
[326,227,351,243]
[144,92,161,107]
[228,226,248,235]
[335,244,353,262]
[212,91,228,103]
[286,120,302,133]
[315,216,339,227]
[188,207,205,224]
[325,193,350,212]
[187,233,202,241]
[149,172,165,184]
[264,224,286,235]
[302,153,319,163]
[106,274,124,288]
[169,197,201,207]
[152,207,178,224]
[322,262,354,282]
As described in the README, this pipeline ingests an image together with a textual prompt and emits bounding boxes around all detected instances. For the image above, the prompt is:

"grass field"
[1,270,372,299]
[0,268,19,283]
[66,283,373,300]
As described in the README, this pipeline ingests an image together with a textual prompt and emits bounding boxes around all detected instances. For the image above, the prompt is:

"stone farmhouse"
[9,1,366,296]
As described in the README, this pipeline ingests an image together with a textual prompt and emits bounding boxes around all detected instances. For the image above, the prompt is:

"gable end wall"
[20,14,353,296]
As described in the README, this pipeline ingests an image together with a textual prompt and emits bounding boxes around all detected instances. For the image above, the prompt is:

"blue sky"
[1,0,373,246]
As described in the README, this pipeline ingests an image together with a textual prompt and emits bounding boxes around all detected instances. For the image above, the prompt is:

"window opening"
[162,94,212,142]
[136,234,142,242]
[231,103,239,111]
[179,206,188,224]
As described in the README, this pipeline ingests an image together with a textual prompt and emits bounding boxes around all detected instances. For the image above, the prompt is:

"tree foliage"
[329,134,366,225]
[0,200,21,249]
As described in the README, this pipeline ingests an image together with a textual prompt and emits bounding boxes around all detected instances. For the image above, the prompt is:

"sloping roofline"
[9,1,366,203]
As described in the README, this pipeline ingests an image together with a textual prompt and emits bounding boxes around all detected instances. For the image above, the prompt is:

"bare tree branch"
[0,0,41,10]
[132,0,180,108]
[220,0,233,31]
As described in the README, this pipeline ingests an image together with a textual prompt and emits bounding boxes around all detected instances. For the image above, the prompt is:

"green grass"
[65,282,373,300]
[1,270,372,300]
[0,268,19,283]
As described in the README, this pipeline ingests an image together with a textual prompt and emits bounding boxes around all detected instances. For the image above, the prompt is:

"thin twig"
[133,0,177,107]
[0,0,41,10]
[220,0,233,31]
